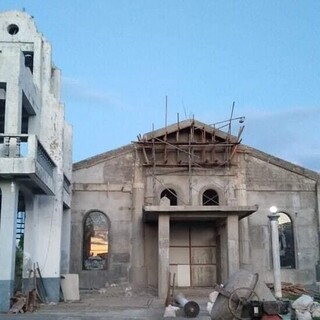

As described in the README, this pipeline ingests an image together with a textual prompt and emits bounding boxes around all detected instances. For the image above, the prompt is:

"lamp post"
[268,206,282,299]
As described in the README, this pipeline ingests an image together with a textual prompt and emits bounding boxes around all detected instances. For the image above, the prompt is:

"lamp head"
[269,206,278,214]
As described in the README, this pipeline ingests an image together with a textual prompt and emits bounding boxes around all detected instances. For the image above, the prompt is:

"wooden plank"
[8,297,26,314]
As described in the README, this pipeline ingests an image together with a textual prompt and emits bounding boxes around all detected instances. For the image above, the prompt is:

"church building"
[71,118,320,298]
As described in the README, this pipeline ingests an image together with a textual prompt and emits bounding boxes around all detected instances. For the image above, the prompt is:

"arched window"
[83,211,109,270]
[202,189,219,206]
[161,188,177,206]
[278,212,295,269]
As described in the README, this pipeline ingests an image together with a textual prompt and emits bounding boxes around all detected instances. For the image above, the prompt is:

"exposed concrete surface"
[0,285,297,320]
[0,291,212,320]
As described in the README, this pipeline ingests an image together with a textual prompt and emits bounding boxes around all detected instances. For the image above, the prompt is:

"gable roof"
[73,118,320,182]
[141,118,238,143]
[241,144,320,182]
[73,144,134,171]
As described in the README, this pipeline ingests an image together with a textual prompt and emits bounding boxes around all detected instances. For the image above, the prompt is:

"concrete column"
[227,215,239,277]
[60,208,71,274]
[158,214,170,299]
[268,213,282,299]
[0,182,19,312]
[237,155,251,269]
[239,218,251,269]
[4,47,23,135]
[34,195,63,302]
[130,174,147,288]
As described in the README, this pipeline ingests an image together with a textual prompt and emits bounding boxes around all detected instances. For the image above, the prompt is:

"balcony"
[0,134,55,195]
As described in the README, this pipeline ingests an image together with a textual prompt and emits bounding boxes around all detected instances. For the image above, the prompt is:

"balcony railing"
[0,134,56,194]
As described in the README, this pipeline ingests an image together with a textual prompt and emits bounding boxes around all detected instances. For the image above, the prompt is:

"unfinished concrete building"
[71,118,320,298]
[0,11,72,311]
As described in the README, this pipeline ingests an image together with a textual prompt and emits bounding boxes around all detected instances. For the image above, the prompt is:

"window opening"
[21,105,29,135]
[23,52,34,73]
[161,188,177,206]
[278,212,295,269]
[202,189,219,206]
[7,24,19,35]
[83,211,109,270]
[16,211,25,242]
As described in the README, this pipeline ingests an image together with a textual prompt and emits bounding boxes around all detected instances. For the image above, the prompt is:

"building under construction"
[0,11,72,311]
[71,117,320,298]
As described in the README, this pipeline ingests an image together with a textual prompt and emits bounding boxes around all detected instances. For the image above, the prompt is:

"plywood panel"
[190,225,216,246]
[170,224,189,246]
[177,265,190,287]
[169,247,189,264]
[191,247,216,264]
[191,265,216,286]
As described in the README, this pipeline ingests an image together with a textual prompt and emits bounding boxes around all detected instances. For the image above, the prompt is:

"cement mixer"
[210,270,290,320]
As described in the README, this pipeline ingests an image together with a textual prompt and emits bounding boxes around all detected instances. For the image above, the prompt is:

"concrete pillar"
[35,195,63,302]
[4,47,23,135]
[268,213,282,299]
[239,218,251,269]
[237,155,251,270]
[60,208,71,274]
[0,182,19,312]
[130,172,147,288]
[158,214,170,299]
[227,215,239,277]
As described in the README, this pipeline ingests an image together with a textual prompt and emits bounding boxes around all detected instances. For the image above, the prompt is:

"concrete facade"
[0,11,72,311]
[70,119,320,297]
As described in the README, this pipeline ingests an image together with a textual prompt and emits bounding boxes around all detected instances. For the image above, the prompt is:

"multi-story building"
[0,11,72,311]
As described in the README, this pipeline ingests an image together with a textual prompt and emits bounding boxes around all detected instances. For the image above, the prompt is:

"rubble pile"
[8,290,39,314]
[267,282,320,302]
[267,282,307,296]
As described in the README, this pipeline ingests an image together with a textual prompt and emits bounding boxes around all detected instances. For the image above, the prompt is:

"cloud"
[243,105,320,121]
[241,106,320,172]
[61,76,124,109]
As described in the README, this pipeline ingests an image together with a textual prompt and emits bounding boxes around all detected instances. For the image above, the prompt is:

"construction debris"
[163,304,180,318]
[267,282,308,296]
[267,282,320,302]
[290,294,320,320]
[8,262,48,314]
[8,289,39,314]
[175,292,200,318]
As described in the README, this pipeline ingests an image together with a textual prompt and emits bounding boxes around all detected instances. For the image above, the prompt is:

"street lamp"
[268,206,282,298]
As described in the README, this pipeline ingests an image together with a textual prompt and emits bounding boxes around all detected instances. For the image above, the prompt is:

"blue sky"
[1,1,320,171]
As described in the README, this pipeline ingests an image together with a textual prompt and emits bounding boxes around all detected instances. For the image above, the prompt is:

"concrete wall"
[71,149,134,288]
[245,155,318,284]
[71,142,320,291]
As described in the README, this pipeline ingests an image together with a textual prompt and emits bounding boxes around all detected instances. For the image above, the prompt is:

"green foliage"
[14,236,24,292]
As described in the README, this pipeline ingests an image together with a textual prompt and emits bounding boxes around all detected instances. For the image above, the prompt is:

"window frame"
[82,210,110,271]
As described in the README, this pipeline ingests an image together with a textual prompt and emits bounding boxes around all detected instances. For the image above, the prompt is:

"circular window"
[7,24,19,35]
